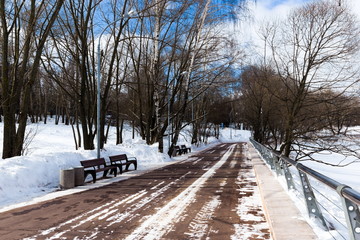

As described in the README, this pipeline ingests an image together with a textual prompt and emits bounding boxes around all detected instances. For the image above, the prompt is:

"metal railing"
[250,139,360,240]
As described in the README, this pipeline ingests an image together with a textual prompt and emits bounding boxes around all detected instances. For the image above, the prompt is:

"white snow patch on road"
[105,174,191,227]
[191,157,203,165]
[124,144,236,240]
[184,195,221,239]
[230,159,237,168]
[24,190,148,239]
[150,181,165,190]
[220,179,227,187]
[26,172,194,239]
[231,167,271,240]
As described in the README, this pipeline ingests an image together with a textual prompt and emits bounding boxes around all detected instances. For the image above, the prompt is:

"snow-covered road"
[0,143,270,240]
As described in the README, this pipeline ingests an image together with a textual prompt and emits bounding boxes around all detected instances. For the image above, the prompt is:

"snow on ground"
[232,159,270,240]
[301,152,360,192]
[124,144,237,240]
[0,119,250,211]
[0,119,359,239]
[251,134,360,240]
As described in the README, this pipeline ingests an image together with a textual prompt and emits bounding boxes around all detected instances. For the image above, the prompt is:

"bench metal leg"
[90,172,96,183]
[103,169,109,178]
[118,165,123,174]
[112,168,117,177]
[125,162,137,171]
[84,171,97,183]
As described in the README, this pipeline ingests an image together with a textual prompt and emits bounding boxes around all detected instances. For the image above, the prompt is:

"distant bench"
[181,145,191,154]
[173,145,191,156]
[109,154,137,174]
[80,158,117,183]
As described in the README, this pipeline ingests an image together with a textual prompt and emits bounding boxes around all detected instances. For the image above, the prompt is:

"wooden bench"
[80,158,117,183]
[172,145,190,156]
[181,145,191,154]
[109,154,137,174]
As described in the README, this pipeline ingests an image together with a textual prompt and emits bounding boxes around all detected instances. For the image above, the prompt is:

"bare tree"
[35,0,248,155]
[262,0,360,157]
[96,0,136,149]
[239,65,285,147]
[0,0,64,158]
[42,0,103,150]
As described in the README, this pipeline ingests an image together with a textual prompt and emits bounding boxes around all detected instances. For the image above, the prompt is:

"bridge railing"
[250,139,360,240]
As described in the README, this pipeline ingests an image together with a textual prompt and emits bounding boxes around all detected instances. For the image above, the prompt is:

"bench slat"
[109,154,137,173]
[80,158,117,183]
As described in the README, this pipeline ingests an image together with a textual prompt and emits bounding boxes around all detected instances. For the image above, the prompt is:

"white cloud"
[233,0,360,64]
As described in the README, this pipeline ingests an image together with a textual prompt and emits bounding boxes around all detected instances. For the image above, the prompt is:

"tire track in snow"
[25,172,193,239]
[23,190,147,240]
[191,157,204,165]
[104,173,192,227]
[124,144,236,240]
[184,195,221,239]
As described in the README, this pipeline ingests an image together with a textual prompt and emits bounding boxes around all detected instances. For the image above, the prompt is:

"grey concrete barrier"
[59,168,75,189]
[74,166,84,186]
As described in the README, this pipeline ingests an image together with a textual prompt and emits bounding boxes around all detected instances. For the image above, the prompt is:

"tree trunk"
[76,115,82,149]
[116,119,124,145]
[281,114,295,157]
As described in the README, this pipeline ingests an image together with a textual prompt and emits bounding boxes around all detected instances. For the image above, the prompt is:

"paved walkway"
[0,143,270,240]
[248,143,319,240]
[0,142,319,239]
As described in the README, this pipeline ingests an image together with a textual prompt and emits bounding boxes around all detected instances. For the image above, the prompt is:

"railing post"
[265,152,273,166]
[282,161,296,190]
[250,138,360,236]
[258,144,267,162]
[266,150,275,169]
[336,185,360,240]
[272,153,283,176]
[298,169,328,230]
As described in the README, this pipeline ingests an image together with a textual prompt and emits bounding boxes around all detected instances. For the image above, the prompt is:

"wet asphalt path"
[0,143,270,240]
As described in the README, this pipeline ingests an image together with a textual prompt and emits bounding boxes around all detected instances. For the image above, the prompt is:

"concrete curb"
[248,144,318,240]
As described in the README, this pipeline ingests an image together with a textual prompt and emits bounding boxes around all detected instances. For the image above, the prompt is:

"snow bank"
[0,121,250,211]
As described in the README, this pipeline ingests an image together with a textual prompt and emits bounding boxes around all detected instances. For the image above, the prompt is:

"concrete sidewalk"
[248,144,318,240]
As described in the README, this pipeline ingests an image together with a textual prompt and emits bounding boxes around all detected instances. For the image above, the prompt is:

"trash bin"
[59,168,75,189]
[74,166,84,186]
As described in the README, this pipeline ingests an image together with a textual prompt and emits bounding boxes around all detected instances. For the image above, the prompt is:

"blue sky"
[260,0,314,9]
[266,0,291,8]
